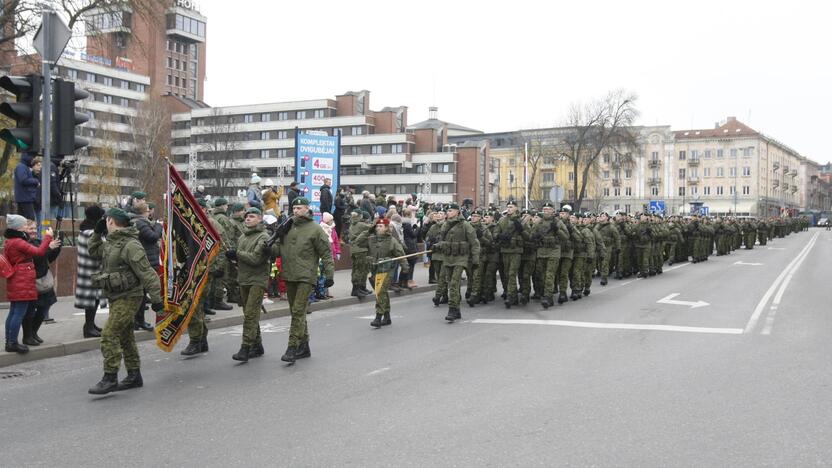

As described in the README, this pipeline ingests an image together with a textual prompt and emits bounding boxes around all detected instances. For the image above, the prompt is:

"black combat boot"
[295,342,311,359]
[116,369,143,391]
[213,302,233,311]
[381,313,392,326]
[485,293,495,303]
[203,307,217,316]
[466,295,479,307]
[558,293,569,304]
[531,293,541,301]
[465,290,471,299]
[88,372,118,395]
[249,342,264,358]
[232,345,250,362]
[371,314,383,328]
[351,286,369,298]
[583,288,591,297]
[518,294,529,306]
[445,307,461,322]
[600,277,608,286]
[541,296,552,309]
[180,340,203,356]
[31,314,44,343]
[432,295,441,307]
[201,337,209,352]
[570,290,579,301]
[5,341,28,354]
[281,346,297,363]
[504,296,517,309]
[439,295,449,304]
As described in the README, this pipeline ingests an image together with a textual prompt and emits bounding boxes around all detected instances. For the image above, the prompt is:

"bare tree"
[556,89,640,211]
[126,94,170,205]
[196,109,242,193]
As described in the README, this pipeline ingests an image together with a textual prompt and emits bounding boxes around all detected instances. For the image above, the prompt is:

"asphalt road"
[2,229,830,467]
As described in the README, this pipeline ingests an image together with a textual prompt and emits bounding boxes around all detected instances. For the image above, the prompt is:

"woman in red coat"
[4,214,53,353]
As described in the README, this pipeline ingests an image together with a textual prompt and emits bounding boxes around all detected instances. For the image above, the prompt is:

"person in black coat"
[400,210,420,288]
[319,178,333,214]
[286,181,300,209]
[131,201,163,332]
[333,188,347,238]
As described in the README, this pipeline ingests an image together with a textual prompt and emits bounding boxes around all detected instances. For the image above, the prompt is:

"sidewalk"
[1,264,436,368]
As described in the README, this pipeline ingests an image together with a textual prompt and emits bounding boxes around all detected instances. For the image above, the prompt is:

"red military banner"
[156,162,221,352]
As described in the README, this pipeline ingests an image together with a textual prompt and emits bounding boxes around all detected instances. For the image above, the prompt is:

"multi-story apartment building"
[171,93,497,208]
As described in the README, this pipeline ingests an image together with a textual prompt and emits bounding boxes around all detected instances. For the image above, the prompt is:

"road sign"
[701,206,710,216]
[548,185,564,203]
[649,200,666,214]
[32,12,72,63]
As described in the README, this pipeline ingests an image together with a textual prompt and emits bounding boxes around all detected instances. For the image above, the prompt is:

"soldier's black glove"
[324,278,334,288]
[94,218,107,235]
[225,250,237,261]
[212,269,224,278]
[151,302,164,313]
[513,220,524,232]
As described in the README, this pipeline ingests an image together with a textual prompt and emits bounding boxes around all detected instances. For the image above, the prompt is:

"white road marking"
[664,262,691,272]
[745,232,819,333]
[759,234,819,334]
[734,261,764,266]
[657,293,710,309]
[366,367,390,376]
[761,306,779,335]
[472,318,743,335]
[767,247,785,250]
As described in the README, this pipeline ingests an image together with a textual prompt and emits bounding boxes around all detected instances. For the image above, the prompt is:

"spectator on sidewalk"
[319,212,341,299]
[247,174,263,209]
[401,209,420,289]
[4,214,53,354]
[286,181,300,209]
[21,220,62,345]
[74,205,106,338]
[13,153,40,222]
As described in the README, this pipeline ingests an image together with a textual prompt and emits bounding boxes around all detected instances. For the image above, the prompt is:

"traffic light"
[52,79,89,156]
[0,75,42,153]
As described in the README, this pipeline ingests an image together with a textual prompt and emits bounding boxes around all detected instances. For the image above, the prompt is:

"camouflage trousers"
[600,248,613,278]
[570,257,585,291]
[209,274,225,305]
[635,246,650,274]
[744,232,756,249]
[500,253,521,301]
[557,257,573,294]
[101,296,144,373]
[582,256,595,291]
[240,284,265,347]
[477,257,499,299]
[444,264,467,309]
[285,282,313,347]
[187,294,208,341]
[758,232,768,245]
[651,242,663,272]
[536,256,561,298]
[520,255,536,299]
[617,246,632,277]
[664,242,676,263]
[225,263,241,304]
[351,252,370,287]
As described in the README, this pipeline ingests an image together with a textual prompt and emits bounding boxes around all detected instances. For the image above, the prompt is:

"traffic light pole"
[40,10,53,235]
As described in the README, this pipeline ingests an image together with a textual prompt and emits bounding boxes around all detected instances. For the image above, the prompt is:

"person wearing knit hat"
[246,174,263,209]
[348,206,374,299]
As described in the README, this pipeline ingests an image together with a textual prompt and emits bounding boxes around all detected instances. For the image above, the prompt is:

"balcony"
[648,160,661,169]
[687,158,700,166]
[648,177,661,185]
[791,185,798,193]
[782,182,789,190]
[612,178,621,187]
[789,169,798,177]
[772,179,780,188]
[687,177,700,184]
[783,165,790,174]
[772,161,780,171]
[611,160,621,169]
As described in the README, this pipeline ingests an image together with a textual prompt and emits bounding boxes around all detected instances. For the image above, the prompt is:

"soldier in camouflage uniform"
[665,217,683,265]
[88,208,164,395]
[212,198,238,304]
[357,218,408,328]
[436,202,480,321]
[226,203,246,303]
[581,214,604,296]
[479,210,501,303]
[633,215,652,277]
[495,201,526,308]
[466,209,493,307]
[531,202,568,308]
[568,213,588,299]
[742,219,757,249]
[757,218,769,246]
[349,210,373,298]
[426,210,449,306]
[203,199,232,313]
[556,206,576,304]
[595,212,620,285]
[615,213,634,279]
[649,215,666,275]
[518,210,537,305]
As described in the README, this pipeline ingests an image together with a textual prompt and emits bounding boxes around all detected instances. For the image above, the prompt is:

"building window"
[260,131,269,140]
[679,150,686,160]
[568,172,575,181]
[716,186,724,195]
[717,149,724,158]
[120,98,129,107]
[691,150,698,160]
[296,111,307,120]
[614,204,621,211]
[729,167,737,177]
[651,151,659,160]
[350,146,360,155]
[119,80,129,89]
[742,185,750,195]
[704,186,711,195]
[625,187,632,196]
[743,147,754,157]
[603,153,610,163]
[243,114,254,123]
[87,72,97,82]
[313,109,325,119]
[543,171,555,183]
[392,144,405,154]
[614,187,621,196]
[730,148,738,158]
[651,187,659,196]
[277,149,288,158]
[679,168,686,179]
[371,145,383,154]
[690,186,698,195]
[716,167,724,177]
[174,76,180,86]
[703,167,710,177]
[603,187,610,196]
[278,112,289,121]
[136,84,146,93]
[66,69,78,80]
[351,127,363,136]
[102,95,112,104]
[277,130,288,139]
[625,204,631,213]
[678,187,685,196]
[729,186,736,195]
[603,170,610,179]
[704,150,712,159]
[261,113,271,122]
[434,163,451,173]
[260,150,270,159]
[742,166,751,176]
[624,169,632,179]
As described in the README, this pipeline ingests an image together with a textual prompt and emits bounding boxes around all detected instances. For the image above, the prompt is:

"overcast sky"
[201,0,832,164]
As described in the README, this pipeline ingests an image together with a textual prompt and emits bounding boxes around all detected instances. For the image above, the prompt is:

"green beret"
[291,197,310,207]
[361,210,371,220]
[106,207,130,224]
[131,191,146,199]
[148,202,156,210]
[230,202,245,213]
[447,202,460,211]
[541,201,554,208]
[246,207,262,216]
[213,197,228,207]
[506,200,517,207]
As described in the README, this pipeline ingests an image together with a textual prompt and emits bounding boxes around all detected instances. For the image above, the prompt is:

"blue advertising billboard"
[294,130,341,218]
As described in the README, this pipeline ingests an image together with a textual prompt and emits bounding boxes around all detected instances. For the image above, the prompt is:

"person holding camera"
[87,208,164,395]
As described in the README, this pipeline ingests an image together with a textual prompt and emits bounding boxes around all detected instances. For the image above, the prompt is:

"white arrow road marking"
[734,261,764,266]
[657,293,710,309]
[366,367,390,376]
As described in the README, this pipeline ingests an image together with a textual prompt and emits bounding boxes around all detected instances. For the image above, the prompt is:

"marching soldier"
[212,198,239,304]
[227,202,246,303]
[569,213,587,299]
[88,208,164,395]
[519,210,537,305]
[531,202,568,308]
[426,210,449,306]
[466,209,493,307]
[582,214,605,296]
[348,211,373,298]
[436,202,480,322]
[555,206,575,304]
[595,212,620,285]
[204,199,232,312]
[757,218,769,245]
[495,201,525,308]
[479,210,501,304]
[357,218,409,328]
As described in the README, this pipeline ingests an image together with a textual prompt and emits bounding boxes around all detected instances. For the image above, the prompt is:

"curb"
[0,284,437,369]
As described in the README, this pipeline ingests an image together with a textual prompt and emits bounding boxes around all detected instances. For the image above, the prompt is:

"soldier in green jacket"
[436,202,480,321]
[426,210,449,306]
[226,203,246,303]
[615,213,634,279]
[556,206,576,303]
[466,209,493,307]
[595,212,620,285]
[348,211,373,298]
[357,218,408,328]
[633,215,652,277]
[568,213,587,299]
[518,210,537,305]
[494,201,525,308]
[532,202,568,308]
[88,208,164,395]
[202,199,231,315]
[212,198,238,305]
[272,198,335,363]
[757,219,769,246]
[478,210,501,304]
[742,219,757,249]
